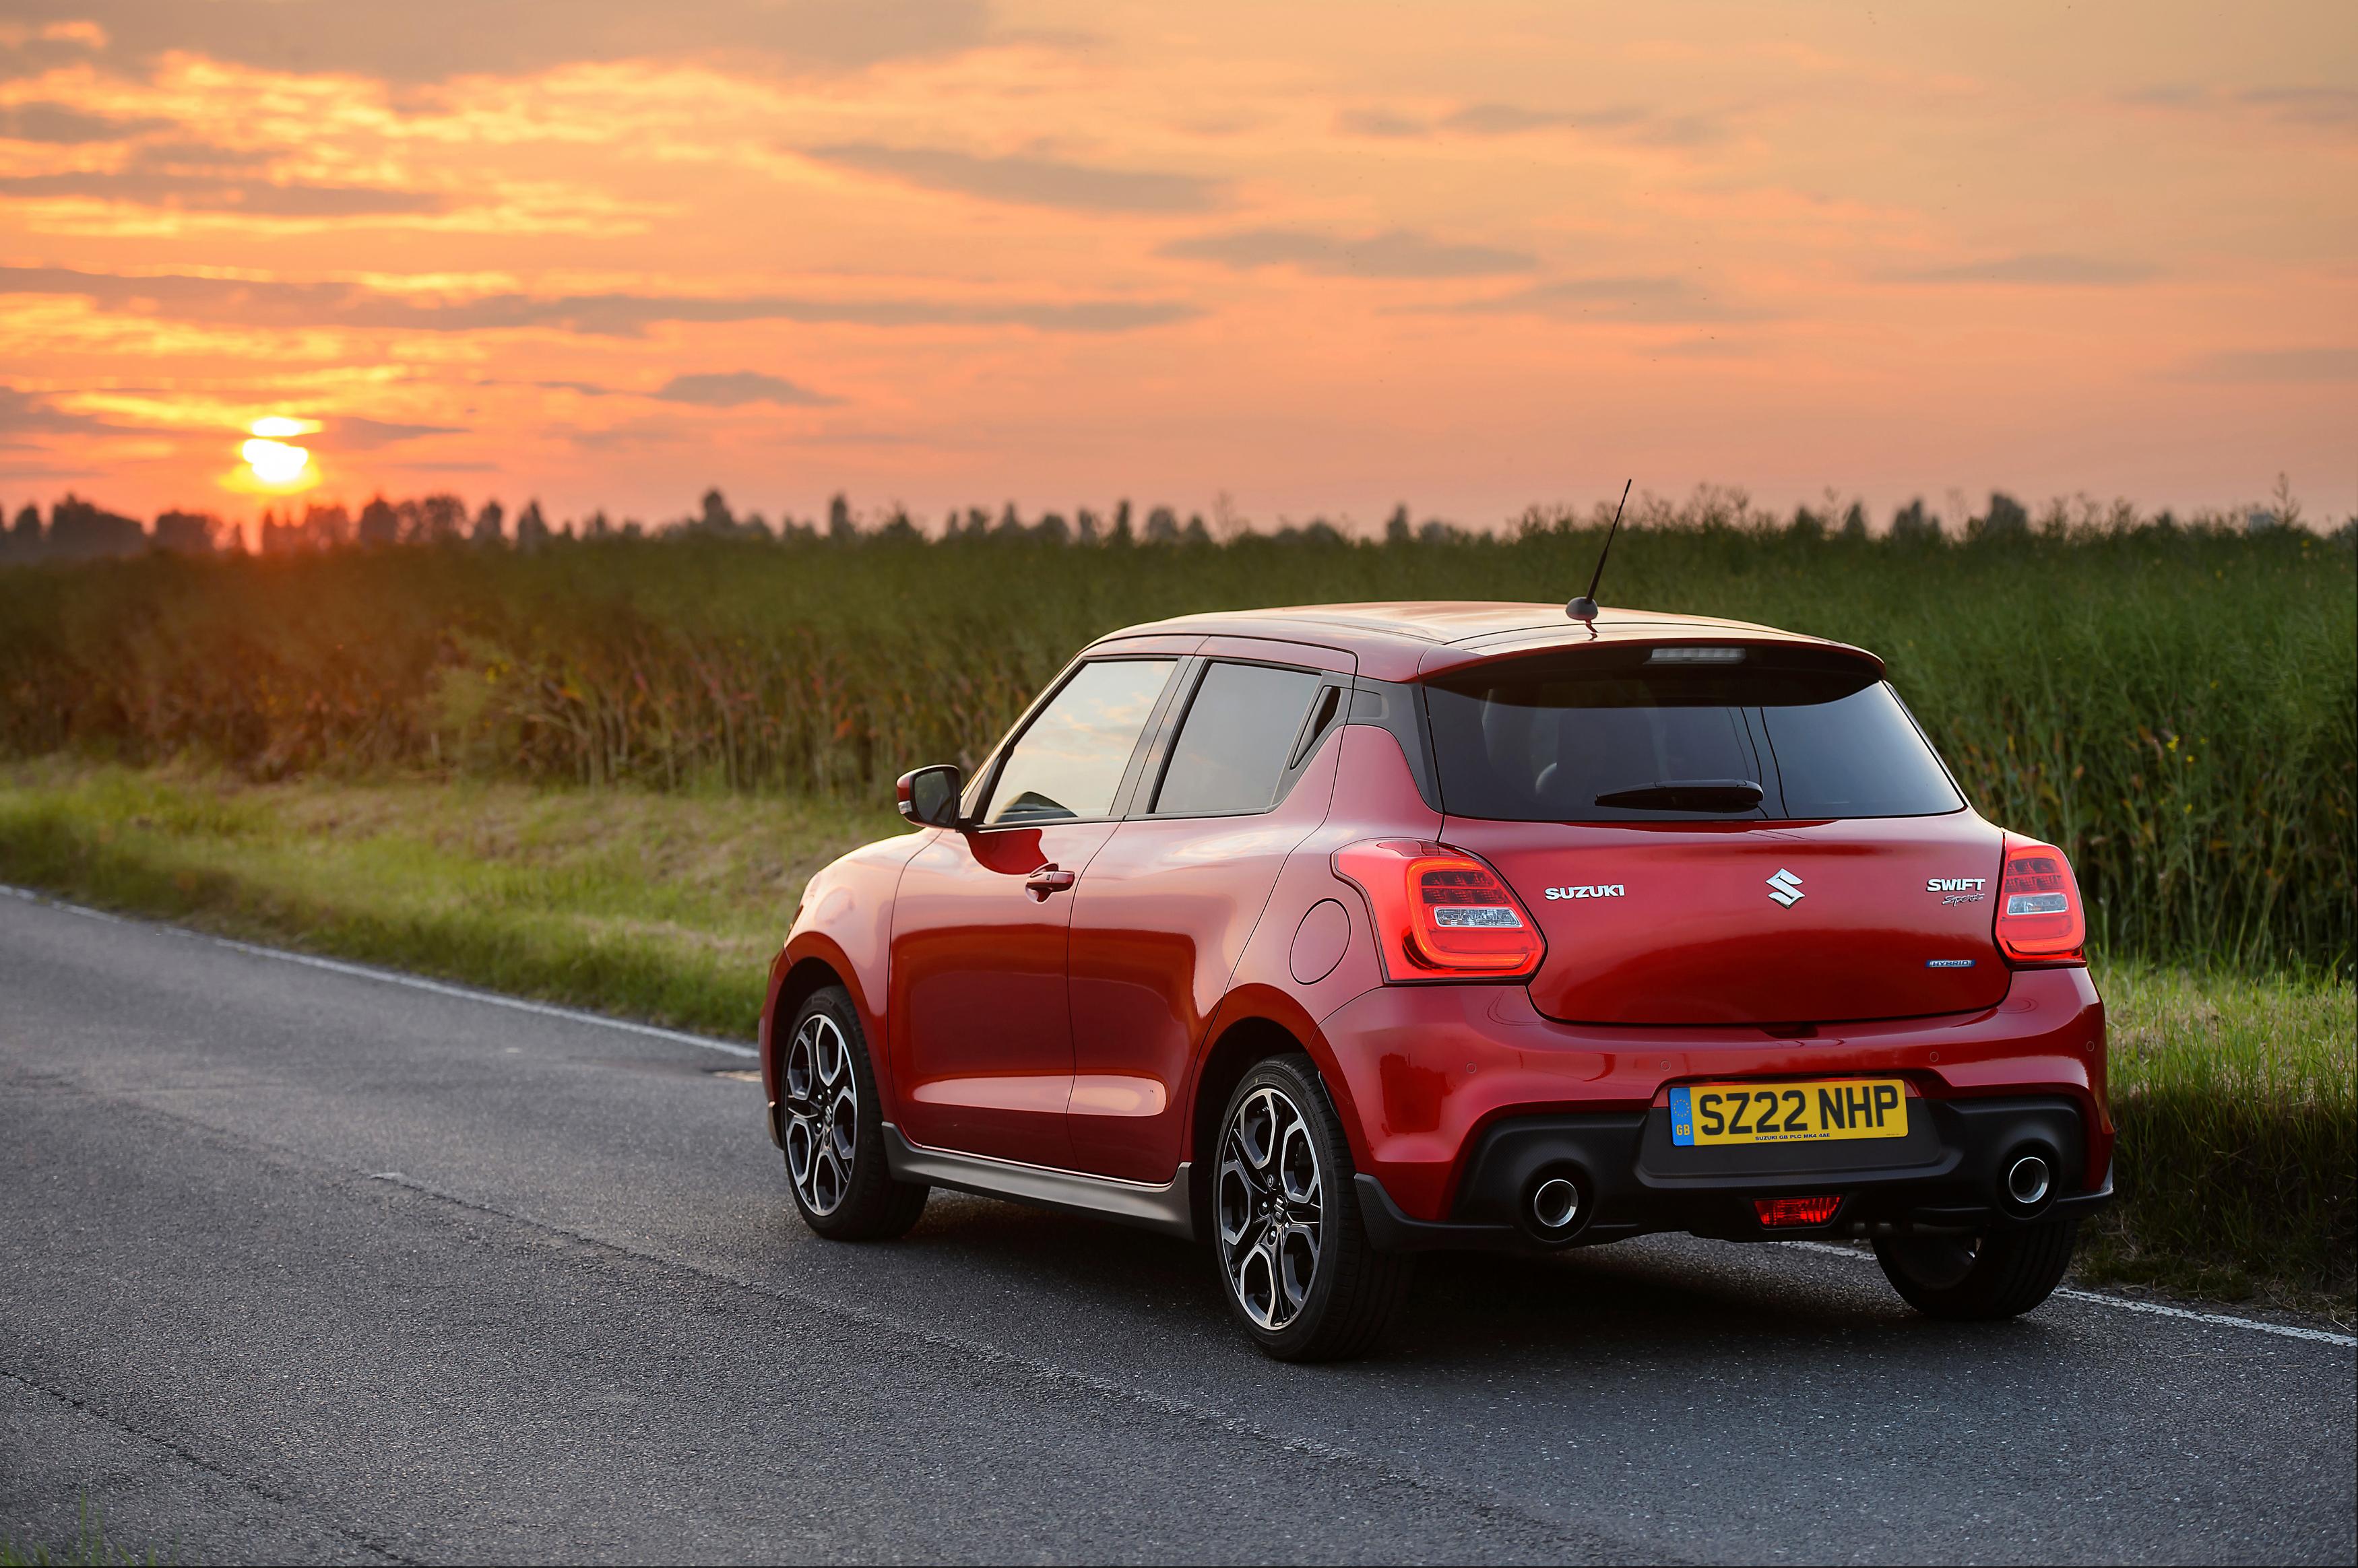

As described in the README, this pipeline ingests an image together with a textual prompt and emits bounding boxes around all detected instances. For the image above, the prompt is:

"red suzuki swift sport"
[761,602,2110,1360]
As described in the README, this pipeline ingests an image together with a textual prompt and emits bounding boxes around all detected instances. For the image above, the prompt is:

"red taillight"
[1333,839,1545,981]
[1994,835,2086,966]
[1754,1195,1843,1228]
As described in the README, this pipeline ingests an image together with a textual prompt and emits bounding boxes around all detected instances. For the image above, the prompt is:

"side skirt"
[881,1123,1196,1241]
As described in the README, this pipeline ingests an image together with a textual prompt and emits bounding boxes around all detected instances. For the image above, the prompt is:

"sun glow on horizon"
[249,416,321,440]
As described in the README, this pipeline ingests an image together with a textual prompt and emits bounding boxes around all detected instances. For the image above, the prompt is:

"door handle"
[1025,864,1077,899]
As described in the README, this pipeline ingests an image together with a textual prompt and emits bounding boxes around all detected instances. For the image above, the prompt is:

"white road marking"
[1,882,759,1059]
[2049,1289,2358,1347]
[1777,1239,2355,1348]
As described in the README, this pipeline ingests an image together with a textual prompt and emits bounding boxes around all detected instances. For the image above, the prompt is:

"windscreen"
[1424,647,1963,822]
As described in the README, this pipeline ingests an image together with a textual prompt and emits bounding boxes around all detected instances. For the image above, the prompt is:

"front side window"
[982,659,1175,825]
[1153,661,1325,816]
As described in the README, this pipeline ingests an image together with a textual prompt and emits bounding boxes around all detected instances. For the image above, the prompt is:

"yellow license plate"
[1669,1079,1908,1146]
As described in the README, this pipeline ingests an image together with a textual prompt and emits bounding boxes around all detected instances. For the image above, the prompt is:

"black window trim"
[1135,655,1345,822]
[1349,676,1444,812]
[963,653,1189,831]
[1289,681,1346,769]
[1110,655,1201,819]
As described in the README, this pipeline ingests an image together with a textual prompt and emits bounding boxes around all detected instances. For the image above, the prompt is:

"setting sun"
[238,417,319,489]
[241,436,311,488]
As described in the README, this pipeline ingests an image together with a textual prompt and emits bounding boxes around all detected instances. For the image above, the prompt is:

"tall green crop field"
[1,512,2350,970]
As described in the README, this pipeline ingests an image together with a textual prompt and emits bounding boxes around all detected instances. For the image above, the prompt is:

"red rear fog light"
[1754,1195,1843,1228]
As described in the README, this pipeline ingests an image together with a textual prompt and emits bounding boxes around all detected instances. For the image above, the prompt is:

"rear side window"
[1424,649,1962,822]
[983,659,1176,825]
[1153,661,1325,816]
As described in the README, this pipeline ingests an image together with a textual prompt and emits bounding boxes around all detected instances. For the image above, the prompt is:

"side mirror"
[896,764,965,828]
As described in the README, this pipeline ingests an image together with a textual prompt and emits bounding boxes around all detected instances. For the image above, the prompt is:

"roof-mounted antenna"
[1566,478,1632,623]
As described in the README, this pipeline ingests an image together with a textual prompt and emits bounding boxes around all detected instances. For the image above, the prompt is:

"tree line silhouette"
[0,481,2341,566]
[0,488,1252,560]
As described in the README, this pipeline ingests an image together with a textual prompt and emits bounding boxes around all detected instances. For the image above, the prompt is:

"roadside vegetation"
[3,760,2349,1315]
[2,496,2350,972]
[2086,967,2355,1307]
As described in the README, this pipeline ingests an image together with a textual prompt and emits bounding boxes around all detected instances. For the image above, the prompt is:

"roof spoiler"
[1417,634,1887,684]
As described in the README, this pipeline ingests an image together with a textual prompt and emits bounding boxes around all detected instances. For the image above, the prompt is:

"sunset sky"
[0,0,2350,533]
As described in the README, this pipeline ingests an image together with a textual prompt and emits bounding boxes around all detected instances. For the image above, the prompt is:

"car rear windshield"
[1423,647,1964,822]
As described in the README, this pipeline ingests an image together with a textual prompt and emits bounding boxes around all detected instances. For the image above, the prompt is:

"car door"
[1064,648,1353,1183]
[888,656,1182,1168]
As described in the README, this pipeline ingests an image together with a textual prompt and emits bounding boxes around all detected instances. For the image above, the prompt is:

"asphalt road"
[3,891,2352,1566]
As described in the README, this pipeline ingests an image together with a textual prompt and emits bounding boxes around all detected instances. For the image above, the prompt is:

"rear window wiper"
[1593,779,1764,812]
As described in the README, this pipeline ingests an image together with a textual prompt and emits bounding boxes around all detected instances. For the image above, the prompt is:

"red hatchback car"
[761,603,2111,1359]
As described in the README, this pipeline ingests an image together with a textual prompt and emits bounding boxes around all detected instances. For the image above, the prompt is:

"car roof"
[1089,601,1879,682]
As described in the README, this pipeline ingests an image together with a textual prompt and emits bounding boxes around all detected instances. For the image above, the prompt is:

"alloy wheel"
[782,1012,858,1216]
[1216,1084,1325,1330]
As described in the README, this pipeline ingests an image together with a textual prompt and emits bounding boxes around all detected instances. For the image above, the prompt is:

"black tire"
[1874,1219,2078,1320]
[777,985,928,1241]
[1210,1053,1413,1361]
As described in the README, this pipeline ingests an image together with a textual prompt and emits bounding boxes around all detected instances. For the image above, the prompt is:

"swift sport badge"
[1766,868,1805,907]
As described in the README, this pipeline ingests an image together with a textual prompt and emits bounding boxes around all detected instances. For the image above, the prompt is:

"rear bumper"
[1316,964,2111,1229]
[1356,1097,2115,1253]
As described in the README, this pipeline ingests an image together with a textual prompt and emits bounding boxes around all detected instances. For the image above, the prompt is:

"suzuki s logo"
[1544,884,1625,901]
[1766,868,1804,908]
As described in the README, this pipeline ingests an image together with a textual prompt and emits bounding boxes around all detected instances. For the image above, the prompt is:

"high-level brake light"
[1333,840,1545,981]
[1994,835,2086,966]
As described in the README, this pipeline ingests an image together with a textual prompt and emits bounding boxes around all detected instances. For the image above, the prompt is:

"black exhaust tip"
[1521,1166,1591,1243]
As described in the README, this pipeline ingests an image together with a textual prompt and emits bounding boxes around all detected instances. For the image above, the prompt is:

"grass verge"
[3,759,2349,1315]
[2083,967,2353,1311]
[0,756,893,1038]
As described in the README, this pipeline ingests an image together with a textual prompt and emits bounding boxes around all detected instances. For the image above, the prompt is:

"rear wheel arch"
[1192,1017,1304,1173]
[1188,1010,1366,1238]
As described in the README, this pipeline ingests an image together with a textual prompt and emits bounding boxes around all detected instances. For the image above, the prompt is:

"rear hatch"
[1422,639,2010,1025]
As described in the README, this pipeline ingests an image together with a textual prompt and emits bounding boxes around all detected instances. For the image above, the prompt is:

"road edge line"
[1,882,759,1059]
[1775,1239,2355,1348]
